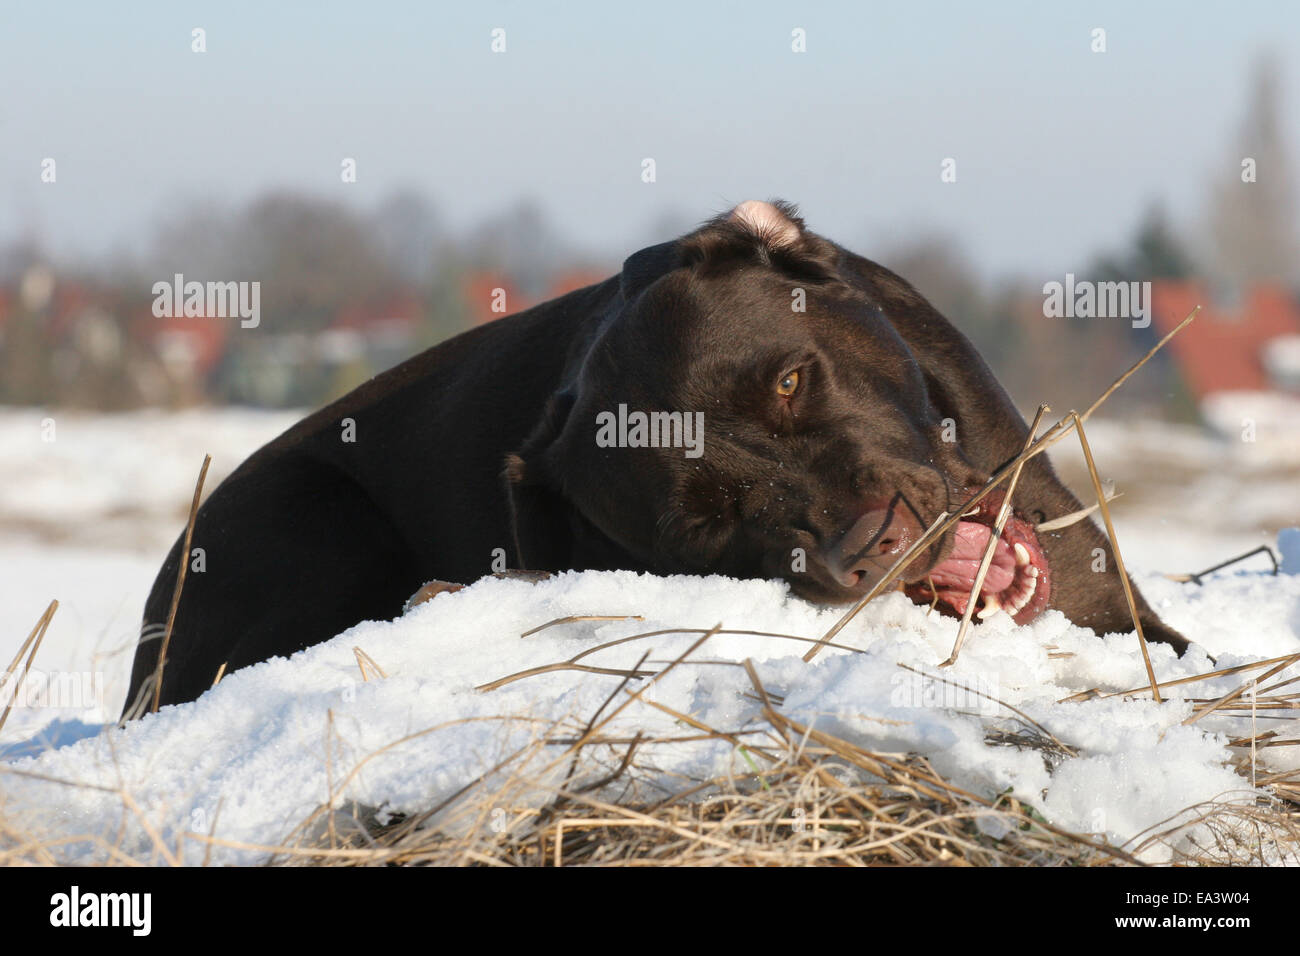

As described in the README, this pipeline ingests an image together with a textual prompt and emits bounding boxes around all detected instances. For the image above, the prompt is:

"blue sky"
[2,0,1296,278]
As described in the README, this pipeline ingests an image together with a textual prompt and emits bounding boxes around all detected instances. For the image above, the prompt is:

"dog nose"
[822,503,924,589]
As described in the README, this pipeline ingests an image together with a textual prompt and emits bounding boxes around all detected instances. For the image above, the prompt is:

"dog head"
[505,200,1051,623]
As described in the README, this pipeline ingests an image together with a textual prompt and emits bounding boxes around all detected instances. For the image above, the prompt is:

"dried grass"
[4,634,1297,867]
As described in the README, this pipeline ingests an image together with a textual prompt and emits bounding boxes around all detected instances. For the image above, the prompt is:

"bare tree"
[229,193,399,333]
[1207,54,1299,287]
[371,190,442,286]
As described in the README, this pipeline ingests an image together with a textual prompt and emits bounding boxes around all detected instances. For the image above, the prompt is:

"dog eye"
[776,371,800,398]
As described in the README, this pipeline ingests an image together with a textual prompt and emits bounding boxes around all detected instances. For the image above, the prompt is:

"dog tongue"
[903,506,1052,625]
[924,521,1015,606]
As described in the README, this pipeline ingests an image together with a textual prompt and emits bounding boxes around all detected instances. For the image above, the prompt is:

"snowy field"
[1,406,1298,864]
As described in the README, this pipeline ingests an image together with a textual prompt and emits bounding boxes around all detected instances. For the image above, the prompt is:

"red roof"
[462,272,521,325]
[144,312,230,375]
[1150,281,1300,399]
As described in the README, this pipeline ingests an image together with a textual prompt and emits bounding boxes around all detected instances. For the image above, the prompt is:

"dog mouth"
[902,490,1052,625]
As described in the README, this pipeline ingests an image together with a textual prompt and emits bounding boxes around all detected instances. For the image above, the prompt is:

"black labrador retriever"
[123,200,1189,715]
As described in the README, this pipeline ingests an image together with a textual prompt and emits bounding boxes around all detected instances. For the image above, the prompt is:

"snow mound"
[3,567,1298,865]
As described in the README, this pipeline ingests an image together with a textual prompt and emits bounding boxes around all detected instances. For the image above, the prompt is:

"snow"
[1,407,1298,865]
[3,564,1298,865]
[1049,416,1300,572]
[1200,390,1300,448]
[0,543,153,749]
[0,406,300,554]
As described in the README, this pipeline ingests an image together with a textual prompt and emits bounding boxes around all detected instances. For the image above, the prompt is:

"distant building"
[1151,281,1300,398]
[2,266,612,407]
[462,272,522,325]
[1151,280,1300,439]
[461,268,607,325]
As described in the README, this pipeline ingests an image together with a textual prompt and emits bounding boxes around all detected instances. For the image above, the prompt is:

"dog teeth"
[962,509,981,518]
[1006,570,1040,615]
[977,548,1043,621]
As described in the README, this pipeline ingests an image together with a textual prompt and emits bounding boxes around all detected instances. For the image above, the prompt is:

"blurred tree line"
[1,58,1294,420]
[0,192,604,409]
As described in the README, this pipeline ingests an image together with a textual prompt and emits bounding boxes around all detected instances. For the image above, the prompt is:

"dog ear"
[502,392,577,570]
[619,240,682,303]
